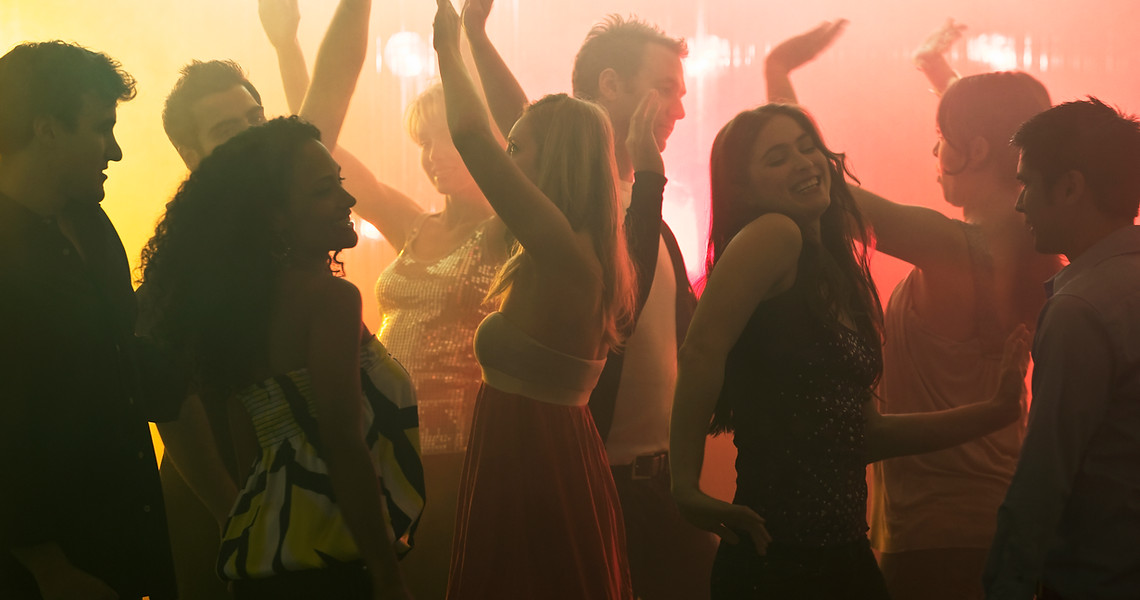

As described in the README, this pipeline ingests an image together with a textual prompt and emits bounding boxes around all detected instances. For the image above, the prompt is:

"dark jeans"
[230,562,371,600]
[711,537,889,600]
[611,460,719,600]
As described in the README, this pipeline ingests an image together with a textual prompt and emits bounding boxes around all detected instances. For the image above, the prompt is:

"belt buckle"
[631,452,665,480]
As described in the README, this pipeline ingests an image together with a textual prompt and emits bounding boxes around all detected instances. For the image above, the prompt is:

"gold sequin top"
[376,216,501,455]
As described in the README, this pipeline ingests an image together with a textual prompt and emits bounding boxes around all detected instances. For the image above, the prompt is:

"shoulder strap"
[401,212,434,253]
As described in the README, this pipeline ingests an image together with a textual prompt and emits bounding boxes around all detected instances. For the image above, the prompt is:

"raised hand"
[766,19,849,74]
[259,0,302,50]
[992,324,1031,423]
[625,90,664,175]
[913,18,967,66]
[674,488,772,553]
[433,0,461,53]
[461,0,494,36]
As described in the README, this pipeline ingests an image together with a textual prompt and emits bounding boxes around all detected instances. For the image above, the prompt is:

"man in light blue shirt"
[985,98,1140,600]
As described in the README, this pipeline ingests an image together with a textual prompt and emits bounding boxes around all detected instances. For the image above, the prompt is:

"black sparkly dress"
[710,250,887,599]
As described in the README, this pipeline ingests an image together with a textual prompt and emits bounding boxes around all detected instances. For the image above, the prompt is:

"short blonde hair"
[404,82,447,145]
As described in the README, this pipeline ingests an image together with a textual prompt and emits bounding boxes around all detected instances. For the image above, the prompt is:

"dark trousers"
[878,547,987,600]
[611,460,719,600]
[230,562,370,600]
[711,537,890,600]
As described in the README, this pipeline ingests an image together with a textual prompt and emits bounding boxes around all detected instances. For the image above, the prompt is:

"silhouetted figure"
[140,117,424,600]
[0,41,177,600]
[985,98,1140,600]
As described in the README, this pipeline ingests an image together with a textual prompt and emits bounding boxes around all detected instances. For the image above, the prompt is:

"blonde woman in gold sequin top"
[367,84,509,599]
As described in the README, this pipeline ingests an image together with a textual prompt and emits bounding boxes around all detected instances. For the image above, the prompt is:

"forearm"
[764,60,799,104]
[864,399,1014,463]
[467,31,528,137]
[333,147,423,251]
[323,439,403,581]
[670,348,724,495]
[299,0,371,150]
[273,38,310,114]
[157,396,239,525]
[915,53,960,95]
[625,171,667,313]
[439,43,496,145]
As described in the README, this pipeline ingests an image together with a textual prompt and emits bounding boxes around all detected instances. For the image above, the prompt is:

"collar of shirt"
[0,189,58,240]
[1045,225,1140,298]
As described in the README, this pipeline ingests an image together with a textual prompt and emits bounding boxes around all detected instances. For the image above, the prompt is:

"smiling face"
[745,115,832,235]
[283,139,358,258]
[604,42,687,152]
[50,94,123,207]
[416,119,480,197]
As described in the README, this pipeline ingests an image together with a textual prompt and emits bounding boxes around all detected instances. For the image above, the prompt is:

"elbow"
[678,340,719,373]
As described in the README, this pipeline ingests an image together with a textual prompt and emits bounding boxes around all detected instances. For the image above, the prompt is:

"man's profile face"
[1015,154,1065,254]
[185,84,266,169]
[615,43,687,151]
[52,94,123,206]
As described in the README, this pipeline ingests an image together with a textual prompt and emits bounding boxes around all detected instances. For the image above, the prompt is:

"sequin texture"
[376,219,501,454]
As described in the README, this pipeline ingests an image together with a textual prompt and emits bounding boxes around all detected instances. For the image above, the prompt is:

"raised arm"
[670,214,803,552]
[334,150,425,251]
[764,22,974,271]
[259,0,309,114]
[308,278,409,599]
[913,19,966,96]
[862,325,1029,463]
[462,0,529,138]
[764,19,848,104]
[434,0,592,274]
[262,0,423,250]
[298,0,371,151]
[852,186,971,270]
[624,90,666,313]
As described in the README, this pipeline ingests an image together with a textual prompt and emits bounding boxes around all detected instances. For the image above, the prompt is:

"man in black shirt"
[0,41,177,600]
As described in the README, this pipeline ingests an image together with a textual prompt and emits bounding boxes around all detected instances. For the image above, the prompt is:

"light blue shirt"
[985,225,1140,600]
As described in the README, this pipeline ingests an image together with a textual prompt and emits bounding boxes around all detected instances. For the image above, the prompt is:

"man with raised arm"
[0,41,177,600]
[985,98,1140,600]
[462,2,717,597]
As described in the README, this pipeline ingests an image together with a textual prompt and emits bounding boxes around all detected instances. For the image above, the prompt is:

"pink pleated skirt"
[446,384,633,599]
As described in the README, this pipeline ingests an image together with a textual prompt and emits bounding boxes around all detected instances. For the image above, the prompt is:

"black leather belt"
[611,451,669,480]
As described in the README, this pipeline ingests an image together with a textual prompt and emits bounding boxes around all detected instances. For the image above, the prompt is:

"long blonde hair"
[486,94,637,348]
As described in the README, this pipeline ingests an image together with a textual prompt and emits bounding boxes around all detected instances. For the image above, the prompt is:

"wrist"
[764,57,792,76]
[466,29,491,45]
[274,39,303,56]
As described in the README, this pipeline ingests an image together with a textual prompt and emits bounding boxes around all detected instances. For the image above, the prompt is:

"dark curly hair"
[140,116,337,397]
[0,41,136,154]
[706,103,883,434]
